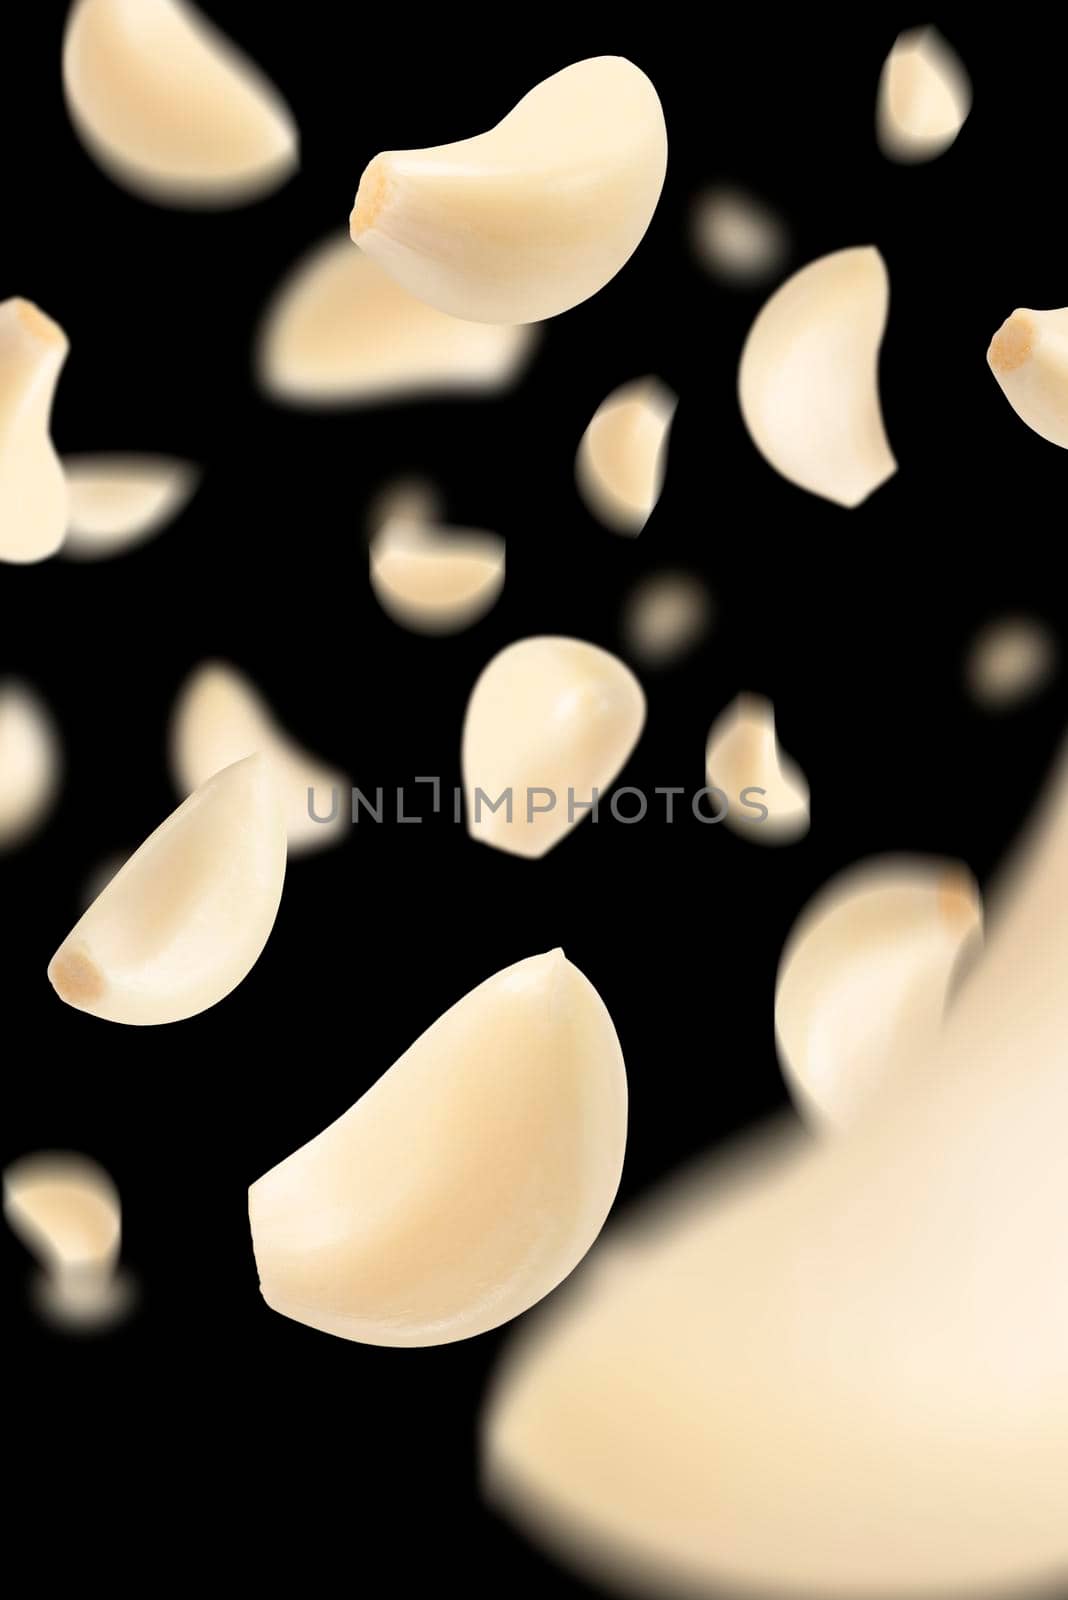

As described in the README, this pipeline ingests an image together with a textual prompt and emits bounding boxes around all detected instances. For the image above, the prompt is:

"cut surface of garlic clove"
[965,615,1060,709]
[690,185,789,286]
[705,693,809,843]
[48,753,286,1026]
[621,571,712,667]
[987,307,1068,450]
[876,27,972,163]
[0,679,62,851]
[249,949,628,1347]
[61,454,199,559]
[776,856,983,1130]
[257,234,538,405]
[0,298,70,564]
[62,0,298,207]
[576,378,677,535]
[3,1151,133,1329]
[463,638,646,859]
[738,246,896,508]
[169,661,348,855]
[370,520,505,634]
[350,57,667,324]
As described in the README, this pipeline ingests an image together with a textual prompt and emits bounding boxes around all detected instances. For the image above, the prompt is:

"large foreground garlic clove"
[576,378,677,535]
[350,57,667,324]
[705,693,809,843]
[249,949,627,1346]
[0,299,70,564]
[690,185,789,286]
[987,307,1068,450]
[876,28,972,163]
[965,615,1060,709]
[621,571,713,667]
[738,247,896,508]
[169,661,348,855]
[62,0,297,207]
[370,520,505,634]
[61,454,199,559]
[48,753,286,1026]
[463,638,646,859]
[3,1152,133,1329]
[776,857,983,1130]
[0,680,62,851]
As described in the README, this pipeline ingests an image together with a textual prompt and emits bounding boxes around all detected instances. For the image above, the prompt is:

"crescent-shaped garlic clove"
[965,614,1060,709]
[690,185,789,285]
[876,27,972,163]
[61,454,199,559]
[370,520,506,634]
[987,307,1068,450]
[576,378,677,535]
[705,693,809,843]
[0,680,63,851]
[3,1152,132,1328]
[0,299,69,564]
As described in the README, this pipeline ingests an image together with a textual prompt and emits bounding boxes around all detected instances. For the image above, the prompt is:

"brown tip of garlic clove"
[48,945,107,1009]
[350,158,391,239]
[938,866,983,931]
[14,299,68,348]
[988,312,1034,374]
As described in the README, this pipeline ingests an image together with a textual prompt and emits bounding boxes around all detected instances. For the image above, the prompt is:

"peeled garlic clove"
[169,661,348,856]
[367,476,444,538]
[3,1151,132,1328]
[370,520,505,634]
[738,246,896,508]
[987,307,1068,450]
[0,680,62,851]
[350,57,667,324]
[62,0,297,207]
[876,27,972,163]
[621,571,712,667]
[705,692,809,843]
[463,638,646,859]
[690,185,789,286]
[61,454,198,559]
[48,753,286,1026]
[0,299,69,564]
[576,378,677,535]
[965,614,1059,709]
[249,949,627,1346]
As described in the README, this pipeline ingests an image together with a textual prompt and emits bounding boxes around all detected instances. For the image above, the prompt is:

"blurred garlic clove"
[48,753,286,1026]
[690,185,788,286]
[350,57,667,324]
[61,454,199,559]
[463,638,646,859]
[3,1152,133,1329]
[965,614,1060,709]
[370,520,505,635]
[738,246,896,508]
[169,661,348,855]
[776,857,983,1130]
[0,679,62,851]
[876,27,972,163]
[367,476,444,538]
[576,378,677,535]
[62,0,297,207]
[705,693,809,843]
[987,307,1068,450]
[249,949,628,1346]
[621,571,712,667]
[0,299,69,564]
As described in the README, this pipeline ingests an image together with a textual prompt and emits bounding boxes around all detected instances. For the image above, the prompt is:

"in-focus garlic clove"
[621,571,712,667]
[3,1151,133,1329]
[576,378,677,535]
[249,949,628,1346]
[0,679,62,851]
[169,661,348,855]
[463,638,646,859]
[48,753,286,1026]
[61,454,199,559]
[256,234,538,406]
[370,520,505,635]
[705,692,809,843]
[987,307,1068,450]
[0,299,70,564]
[776,857,983,1130]
[965,614,1060,709]
[350,57,667,324]
[690,185,789,286]
[876,27,972,164]
[738,246,896,508]
[62,0,298,207]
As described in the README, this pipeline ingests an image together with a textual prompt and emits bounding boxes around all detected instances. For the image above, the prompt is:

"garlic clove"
[463,638,646,859]
[350,57,667,324]
[0,679,62,851]
[576,378,677,535]
[621,571,712,667]
[987,307,1068,450]
[876,27,972,164]
[61,454,199,559]
[370,520,505,634]
[3,1151,132,1328]
[690,185,789,286]
[62,0,297,207]
[48,753,286,1026]
[249,949,627,1347]
[705,692,809,843]
[0,299,70,564]
[169,661,348,856]
[738,246,896,508]
[367,476,444,538]
[965,614,1060,709]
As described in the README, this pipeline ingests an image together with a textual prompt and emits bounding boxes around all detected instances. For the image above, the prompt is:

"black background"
[4,4,1066,1588]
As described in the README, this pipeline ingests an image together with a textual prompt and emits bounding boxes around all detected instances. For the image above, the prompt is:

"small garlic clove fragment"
[62,0,298,207]
[876,27,972,163]
[463,638,646,859]
[965,614,1060,709]
[367,476,444,538]
[738,246,896,508]
[249,949,628,1347]
[987,307,1068,450]
[705,692,809,843]
[169,661,348,855]
[350,57,667,324]
[48,753,286,1026]
[576,378,677,535]
[3,1151,133,1329]
[776,857,983,1130]
[0,298,70,564]
[370,520,505,634]
[61,454,199,559]
[621,571,712,667]
[690,185,789,286]
[0,679,62,851]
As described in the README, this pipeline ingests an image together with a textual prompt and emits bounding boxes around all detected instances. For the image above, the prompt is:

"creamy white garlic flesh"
[370,520,505,634]
[62,454,199,559]
[3,1152,132,1329]
[690,186,789,286]
[0,299,69,564]
[621,572,713,667]
[738,246,897,507]
[62,0,298,207]
[965,615,1060,709]
[249,950,627,1346]
[0,680,62,851]
[463,638,646,859]
[987,307,1068,449]
[876,28,972,163]
[705,693,809,843]
[350,57,667,324]
[49,753,286,1025]
[575,378,677,535]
